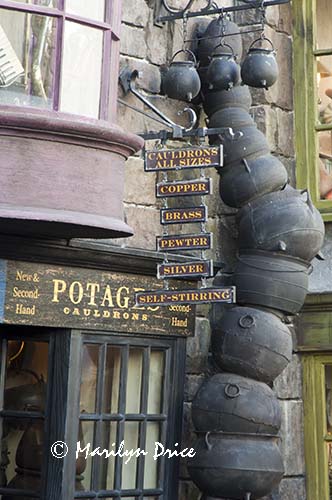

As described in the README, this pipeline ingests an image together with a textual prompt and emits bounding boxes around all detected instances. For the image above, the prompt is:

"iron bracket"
[154,0,290,24]
[119,67,198,138]
[139,126,242,142]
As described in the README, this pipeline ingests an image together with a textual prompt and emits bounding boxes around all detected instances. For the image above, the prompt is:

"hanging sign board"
[135,287,236,307]
[157,233,212,252]
[156,178,212,198]
[160,206,207,225]
[145,145,222,171]
[0,259,196,336]
[157,260,213,280]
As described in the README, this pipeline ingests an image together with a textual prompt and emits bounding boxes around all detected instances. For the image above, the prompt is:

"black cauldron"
[192,373,281,434]
[188,432,284,499]
[237,186,325,262]
[211,305,292,383]
[218,154,288,208]
[202,85,252,117]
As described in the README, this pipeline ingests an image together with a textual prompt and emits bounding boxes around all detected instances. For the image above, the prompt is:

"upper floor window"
[0,0,121,120]
[294,0,332,220]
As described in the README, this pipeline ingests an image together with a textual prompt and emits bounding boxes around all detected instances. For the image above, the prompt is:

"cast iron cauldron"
[208,107,255,129]
[202,85,252,116]
[210,125,270,166]
[207,44,240,91]
[233,250,311,314]
[163,49,201,102]
[197,18,243,67]
[218,154,288,208]
[211,306,292,383]
[237,186,325,261]
[188,432,284,499]
[241,37,279,89]
[192,373,281,434]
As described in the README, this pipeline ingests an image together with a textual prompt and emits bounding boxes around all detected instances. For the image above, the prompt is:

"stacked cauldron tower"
[185,17,326,500]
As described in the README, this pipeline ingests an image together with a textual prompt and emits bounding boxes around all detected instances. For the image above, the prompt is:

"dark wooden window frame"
[0,326,186,500]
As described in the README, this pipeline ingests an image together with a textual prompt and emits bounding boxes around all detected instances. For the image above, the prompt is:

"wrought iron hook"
[119,68,198,138]
[161,0,213,15]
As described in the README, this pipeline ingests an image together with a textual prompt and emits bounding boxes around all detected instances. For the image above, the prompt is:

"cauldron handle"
[204,432,213,451]
[169,49,197,66]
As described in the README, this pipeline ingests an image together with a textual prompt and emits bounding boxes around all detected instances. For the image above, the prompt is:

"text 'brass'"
[157,261,213,279]
[157,233,212,252]
[156,178,212,198]
[145,146,222,171]
[160,206,207,225]
[135,287,236,306]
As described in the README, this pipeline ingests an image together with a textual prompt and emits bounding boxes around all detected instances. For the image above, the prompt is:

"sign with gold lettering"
[135,287,236,307]
[160,206,207,225]
[157,261,213,279]
[0,260,195,336]
[145,146,222,171]
[157,233,212,252]
[156,178,212,198]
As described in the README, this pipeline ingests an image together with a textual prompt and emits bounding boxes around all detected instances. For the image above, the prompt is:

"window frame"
[293,0,332,221]
[0,0,121,120]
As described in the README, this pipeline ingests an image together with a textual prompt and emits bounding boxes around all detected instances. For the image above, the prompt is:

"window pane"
[148,351,165,414]
[77,421,95,491]
[0,10,56,109]
[316,0,332,50]
[4,340,48,412]
[8,0,57,5]
[65,0,106,22]
[103,346,121,414]
[126,348,143,414]
[60,21,103,118]
[100,421,117,490]
[122,422,139,489]
[318,131,332,200]
[144,422,160,489]
[80,344,99,414]
[1,417,44,497]
[317,55,332,125]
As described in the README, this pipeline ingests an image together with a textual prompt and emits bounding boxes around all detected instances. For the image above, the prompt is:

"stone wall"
[118,2,306,499]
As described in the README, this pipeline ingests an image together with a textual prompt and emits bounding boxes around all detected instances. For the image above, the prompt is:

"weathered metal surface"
[135,287,236,306]
[0,108,143,238]
[157,260,213,279]
[241,42,279,90]
[234,250,311,314]
[202,84,252,117]
[219,154,288,208]
[192,373,281,434]
[211,305,292,383]
[237,186,325,261]
[156,178,212,198]
[0,259,195,336]
[160,206,208,225]
[144,146,222,171]
[163,56,201,102]
[157,233,213,252]
[187,432,284,499]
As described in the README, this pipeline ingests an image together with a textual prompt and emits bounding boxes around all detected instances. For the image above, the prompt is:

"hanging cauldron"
[202,85,252,117]
[207,43,240,91]
[241,37,279,90]
[197,18,243,67]
[208,107,255,129]
[233,250,311,314]
[211,306,292,383]
[237,186,325,261]
[187,432,284,499]
[192,373,281,434]
[162,49,201,102]
[218,154,288,208]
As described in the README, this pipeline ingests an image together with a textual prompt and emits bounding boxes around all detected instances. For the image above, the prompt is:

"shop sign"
[157,260,213,279]
[156,233,212,252]
[135,287,236,306]
[0,260,195,336]
[145,146,222,171]
[156,178,212,198]
[160,206,207,225]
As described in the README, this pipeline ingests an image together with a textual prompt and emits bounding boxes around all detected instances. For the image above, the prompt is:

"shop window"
[0,329,185,500]
[0,0,121,120]
[293,0,332,220]
[303,354,332,500]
